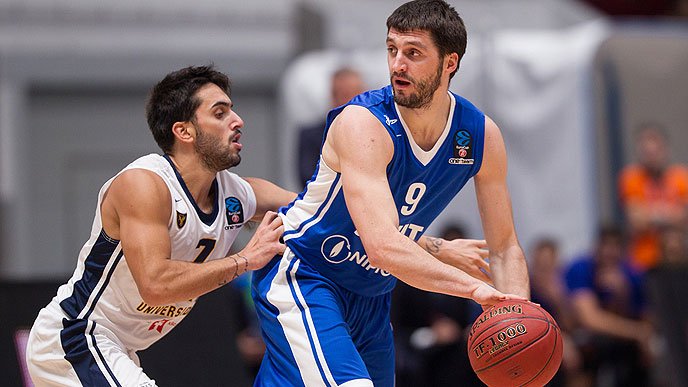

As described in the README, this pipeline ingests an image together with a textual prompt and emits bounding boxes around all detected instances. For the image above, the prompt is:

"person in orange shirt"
[618,124,688,271]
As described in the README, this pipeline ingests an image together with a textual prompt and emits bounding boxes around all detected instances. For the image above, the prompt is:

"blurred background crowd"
[0,0,687,386]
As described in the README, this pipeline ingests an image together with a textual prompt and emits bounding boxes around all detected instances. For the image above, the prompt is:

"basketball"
[467,300,563,386]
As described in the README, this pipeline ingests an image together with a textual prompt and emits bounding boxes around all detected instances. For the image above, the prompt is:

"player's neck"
[397,90,451,151]
[167,153,217,212]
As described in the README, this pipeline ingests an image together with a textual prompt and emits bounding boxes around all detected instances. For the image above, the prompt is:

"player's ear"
[445,53,459,75]
[172,121,195,144]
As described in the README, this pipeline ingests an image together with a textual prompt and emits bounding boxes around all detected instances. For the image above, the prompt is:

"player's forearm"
[369,235,486,300]
[139,255,246,305]
[417,235,441,256]
[488,245,530,298]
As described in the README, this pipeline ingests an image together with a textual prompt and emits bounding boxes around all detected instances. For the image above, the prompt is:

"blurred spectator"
[644,225,688,386]
[618,123,688,272]
[530,238,571,330]
[528,238,586,387]
[658,224,688,267]
[391,224,482,387]
[296,67,366,187]
[580,0,679,16]
[565,225,653,387]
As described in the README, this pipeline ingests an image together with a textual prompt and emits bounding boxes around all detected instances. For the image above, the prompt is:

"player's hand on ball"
[470,283,527,308]
[241,211,286,271]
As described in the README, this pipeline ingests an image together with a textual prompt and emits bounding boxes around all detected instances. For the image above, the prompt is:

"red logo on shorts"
[149,319,176,333]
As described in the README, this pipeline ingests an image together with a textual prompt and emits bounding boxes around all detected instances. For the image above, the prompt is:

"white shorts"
[26,303,156,387]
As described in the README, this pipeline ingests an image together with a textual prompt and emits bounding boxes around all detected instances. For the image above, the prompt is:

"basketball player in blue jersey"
[25,65,295,386]
[252,1,531,386]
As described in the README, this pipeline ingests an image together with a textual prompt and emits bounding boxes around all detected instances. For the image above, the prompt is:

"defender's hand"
[240,211,285,271]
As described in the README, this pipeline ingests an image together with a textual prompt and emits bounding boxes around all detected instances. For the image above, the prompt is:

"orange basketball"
[467,300,563,386]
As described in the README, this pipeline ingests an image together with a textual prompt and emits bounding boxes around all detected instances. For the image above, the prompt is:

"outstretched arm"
[474,116,530,298]
[571,290,652,342]
[323,106,522,306]
[101,169,285,306]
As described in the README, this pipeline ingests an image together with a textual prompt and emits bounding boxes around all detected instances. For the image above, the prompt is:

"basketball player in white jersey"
[25,65,294,386]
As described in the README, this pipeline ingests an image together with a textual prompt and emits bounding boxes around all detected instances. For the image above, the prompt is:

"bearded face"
[194,123,242,172]
[392,59,444,109]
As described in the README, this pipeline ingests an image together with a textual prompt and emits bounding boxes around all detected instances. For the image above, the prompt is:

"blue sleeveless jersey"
[280,85,485,296]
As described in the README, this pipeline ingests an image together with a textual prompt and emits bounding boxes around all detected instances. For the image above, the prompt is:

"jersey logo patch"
[149,319,176,333]
[224,197,244,230]
[176,211,187,229]
[384,114,398,126]
[448,130,474,165]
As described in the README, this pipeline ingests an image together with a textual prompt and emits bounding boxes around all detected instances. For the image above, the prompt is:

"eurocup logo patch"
[224,197,244,230]
[449,129,474,165]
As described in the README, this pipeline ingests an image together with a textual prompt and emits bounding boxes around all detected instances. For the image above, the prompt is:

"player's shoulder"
[113,154,173,188]
[450,90,484,115]
[125,153,168,171]
[216,170,255,200]
[348,85,393,109]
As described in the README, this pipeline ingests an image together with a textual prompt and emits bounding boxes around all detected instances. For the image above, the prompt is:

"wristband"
[230,256,240,281]
[236,253,249,273]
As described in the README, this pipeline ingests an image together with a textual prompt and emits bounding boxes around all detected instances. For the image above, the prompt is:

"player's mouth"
[393,76,412,89]
[230,131,242,150]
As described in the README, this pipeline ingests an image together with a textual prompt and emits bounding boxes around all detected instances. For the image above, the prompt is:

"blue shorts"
[251,249,394,387]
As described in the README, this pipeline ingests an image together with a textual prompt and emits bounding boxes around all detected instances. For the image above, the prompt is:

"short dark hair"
[597,224,625,245]
[440,223,467,239]
[533,237,559,253]
[386,0,467,79]
[635,122,668,142]
[146,65,230,153]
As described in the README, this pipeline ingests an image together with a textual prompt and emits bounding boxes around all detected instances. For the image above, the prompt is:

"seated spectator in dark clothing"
[296,67,366,187]
[391,224,485,387]
[643,225,688,386]
[529,237,585,387]
[565,225,653,387]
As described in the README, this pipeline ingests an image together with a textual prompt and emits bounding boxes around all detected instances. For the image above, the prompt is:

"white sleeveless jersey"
[48,154,256,351]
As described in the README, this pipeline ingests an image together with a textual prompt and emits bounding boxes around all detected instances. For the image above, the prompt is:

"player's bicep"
[330,107,398,245]
[108,170,172,284]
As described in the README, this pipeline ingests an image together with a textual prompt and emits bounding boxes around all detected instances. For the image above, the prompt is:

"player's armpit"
[244,177,296,221]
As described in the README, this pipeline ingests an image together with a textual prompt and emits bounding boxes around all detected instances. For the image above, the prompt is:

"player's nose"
[390,54,407,73]
[231,111,245,130]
